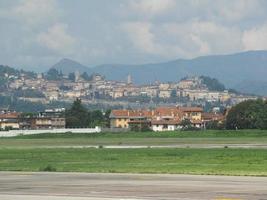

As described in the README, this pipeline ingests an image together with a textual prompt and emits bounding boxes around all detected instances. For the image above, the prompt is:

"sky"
[1,0,267,71]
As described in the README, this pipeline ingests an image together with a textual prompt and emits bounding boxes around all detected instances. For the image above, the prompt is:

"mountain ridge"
[51,50,267,95]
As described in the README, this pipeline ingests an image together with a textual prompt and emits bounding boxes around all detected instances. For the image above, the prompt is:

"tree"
[180,119,192,129]
[88,110,104,127]
[65,98,89,128]
[226,99,267,130]
[81,72,90,81]
[46,68,62,80]
[68,72,75,82]
[200,76,225,91]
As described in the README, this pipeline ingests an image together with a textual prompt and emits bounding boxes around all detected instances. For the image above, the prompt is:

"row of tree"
[46,68,93,81]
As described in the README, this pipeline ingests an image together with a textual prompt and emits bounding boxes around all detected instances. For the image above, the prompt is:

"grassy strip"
[10,129,267,139]
[0,130,267,148]
[0,148,266,176]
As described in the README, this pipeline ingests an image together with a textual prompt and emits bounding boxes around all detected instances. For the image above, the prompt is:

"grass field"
[0,148,266,176]
[0,130,267,176]
[0,130,267,148]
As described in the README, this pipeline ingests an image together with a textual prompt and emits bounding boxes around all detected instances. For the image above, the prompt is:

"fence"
[0,127,101,137]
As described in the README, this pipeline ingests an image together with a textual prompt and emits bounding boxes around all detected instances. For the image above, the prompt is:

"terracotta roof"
[154,107,182,117]
[110,106,203,119]
[110,110,153,118]
[0,112,20,119]
[179,107,203,112]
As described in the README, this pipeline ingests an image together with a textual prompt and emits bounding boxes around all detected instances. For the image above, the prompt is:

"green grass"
[0,148,267,176]
[11,129,267,139]
[0,130,267,148]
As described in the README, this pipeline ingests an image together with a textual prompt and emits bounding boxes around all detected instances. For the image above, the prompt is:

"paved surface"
[0,172,267,200]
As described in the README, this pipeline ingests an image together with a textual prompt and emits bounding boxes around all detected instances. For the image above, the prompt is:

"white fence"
[0,127,101,137]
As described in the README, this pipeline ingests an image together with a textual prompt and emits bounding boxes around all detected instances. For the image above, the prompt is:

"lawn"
[0,130,267,148]
[0,148,266,176]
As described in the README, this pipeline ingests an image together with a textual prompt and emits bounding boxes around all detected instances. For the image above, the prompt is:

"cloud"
[129,0,176,16]
[122,20,242,58]
[122,22,159,54]
[242,24,267,50]
[37,23,76,55]
[216,0,264,22]
[7,0,59,26]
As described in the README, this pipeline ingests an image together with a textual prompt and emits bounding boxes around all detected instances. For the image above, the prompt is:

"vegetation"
[200,76,225,91]
[65,98,109,128]
[1,130,266,149]
[0,148,266,176]
[226,99,267,130]
[68,72,75,81]
[46,68,63,80]
[81,72,90,81]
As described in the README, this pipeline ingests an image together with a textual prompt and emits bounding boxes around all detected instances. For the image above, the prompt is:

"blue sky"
[1,0,267,70]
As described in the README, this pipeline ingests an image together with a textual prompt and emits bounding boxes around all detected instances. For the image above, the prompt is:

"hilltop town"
[0,65,259,112]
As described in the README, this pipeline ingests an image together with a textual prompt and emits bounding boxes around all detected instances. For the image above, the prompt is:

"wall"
[0,127,101,137]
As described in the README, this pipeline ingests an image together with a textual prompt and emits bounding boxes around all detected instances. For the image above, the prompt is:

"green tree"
[81,72,90,81]
[68,72,75,81]
[200,76,225,91]
[65,98,89,128]
[226,99,267,129]
[46,68,62,80]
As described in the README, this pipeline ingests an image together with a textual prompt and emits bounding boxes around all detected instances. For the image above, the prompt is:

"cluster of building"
[0,108,65,130]
[110,106,225,132]
[6,72,257,105]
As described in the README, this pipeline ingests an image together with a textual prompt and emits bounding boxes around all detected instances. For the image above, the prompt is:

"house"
[110,110,153,128]
[110,106,204,131]
[20,109,66,130]
[0,112,20,130]
[179,107,203,120]
[151,119,181,132]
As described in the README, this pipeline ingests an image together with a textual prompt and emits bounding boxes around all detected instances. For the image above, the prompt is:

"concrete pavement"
[0,172,266,200]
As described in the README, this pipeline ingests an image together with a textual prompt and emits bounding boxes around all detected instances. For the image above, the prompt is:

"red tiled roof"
[0,112,20,119]
[110,110,153,118]
[111,106,203,119]
[179,107,203,112]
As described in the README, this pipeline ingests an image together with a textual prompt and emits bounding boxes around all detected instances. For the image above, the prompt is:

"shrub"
[39,164,57,172]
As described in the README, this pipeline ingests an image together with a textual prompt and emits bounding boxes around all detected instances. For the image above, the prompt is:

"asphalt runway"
[0,172,266,200]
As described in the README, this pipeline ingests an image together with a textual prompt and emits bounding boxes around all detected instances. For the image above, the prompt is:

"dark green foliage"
[81,72,90,81]
[39,164,57,172]
[46,68,62,80]
[68,72,75,81]
[200,76,225,91]
[205,120,225,130]
[181,119,201,131]
[226,99,267,130]
[130,123,151,132]
[65,98,89,128]
[65,99,109,128]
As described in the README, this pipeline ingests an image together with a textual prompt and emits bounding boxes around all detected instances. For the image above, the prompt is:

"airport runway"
[0,172,266,200]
